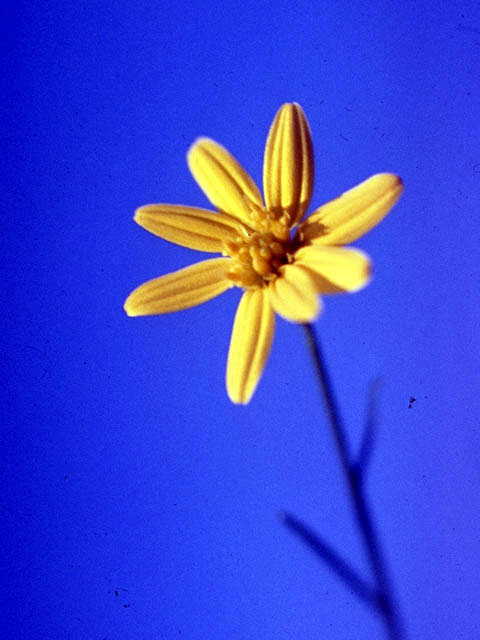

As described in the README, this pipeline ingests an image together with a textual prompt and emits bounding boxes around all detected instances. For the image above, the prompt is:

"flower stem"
[303,323,405,640]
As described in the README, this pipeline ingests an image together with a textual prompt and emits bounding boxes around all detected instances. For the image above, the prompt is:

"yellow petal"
[226,289,275,404]
[187,137,263,226]
[263,103,314,225]
[268,264,321,323]
[298,173,403,246]
[134,204,244,253]
[294,245,372,293]
[124,258,231,316]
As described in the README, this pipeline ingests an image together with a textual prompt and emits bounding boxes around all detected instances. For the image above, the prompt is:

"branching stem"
[301,323,405,640]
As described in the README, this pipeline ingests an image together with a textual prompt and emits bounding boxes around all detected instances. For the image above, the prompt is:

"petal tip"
[186,137,212,159]
[226,369,254,405]
[379,172,404,193]
[382,173,404,205]
[123,297,136,316]
[226,386,251,405]
[278,101,305,113]
[133,206,146,225]
[294,305,322,325]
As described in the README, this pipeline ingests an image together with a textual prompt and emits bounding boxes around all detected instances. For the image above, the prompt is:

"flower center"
[223,205,293,288]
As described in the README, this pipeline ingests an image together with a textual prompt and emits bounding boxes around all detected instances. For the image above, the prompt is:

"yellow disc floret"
[223,204,293,288]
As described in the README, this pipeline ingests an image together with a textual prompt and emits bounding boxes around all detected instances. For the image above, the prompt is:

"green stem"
[303,323,405,640]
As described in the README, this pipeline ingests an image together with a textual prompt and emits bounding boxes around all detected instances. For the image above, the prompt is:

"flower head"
[124,103,403,404]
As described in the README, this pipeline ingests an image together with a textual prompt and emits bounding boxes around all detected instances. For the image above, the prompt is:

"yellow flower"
[124,103,403,404]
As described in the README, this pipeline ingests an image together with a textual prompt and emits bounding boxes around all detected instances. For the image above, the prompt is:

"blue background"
[3,1,480,638]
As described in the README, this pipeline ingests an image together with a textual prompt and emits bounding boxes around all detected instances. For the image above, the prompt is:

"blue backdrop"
[3,1,480,638]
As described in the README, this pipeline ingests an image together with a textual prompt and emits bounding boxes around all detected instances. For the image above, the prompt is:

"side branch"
[281,511,378,607]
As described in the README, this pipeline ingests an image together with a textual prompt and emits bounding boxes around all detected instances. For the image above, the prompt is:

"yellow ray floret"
[125,103,403,403]
[268,264,321,323]
[298,173,403,246]
[263,102,314,225]
[293,245,372,293]
[187,138,263,226]
[134,204,244,253]
[226,289,275,404]
[124,258,232,316]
